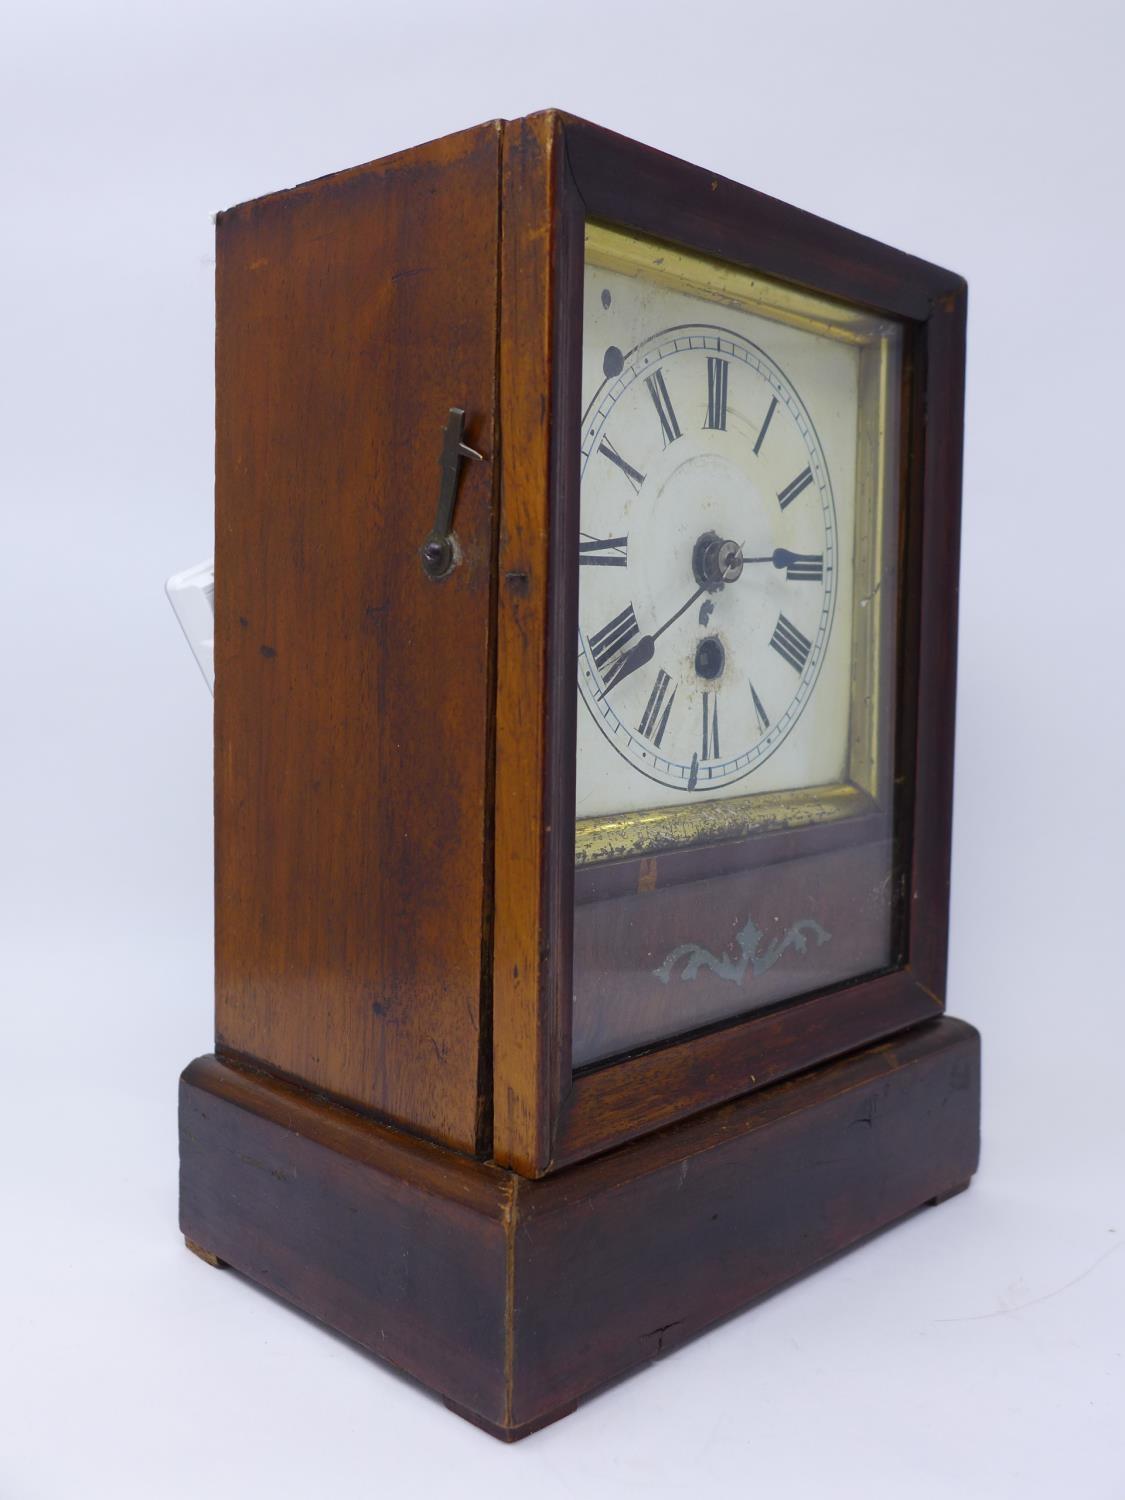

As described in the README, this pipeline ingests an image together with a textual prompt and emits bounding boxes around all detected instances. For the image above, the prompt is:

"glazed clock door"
[572,224,906,1068]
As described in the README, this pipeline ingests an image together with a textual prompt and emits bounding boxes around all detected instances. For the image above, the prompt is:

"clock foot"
[442,1395,578,1443]
[927,1179,972,1207]
[185,1237,226,1268]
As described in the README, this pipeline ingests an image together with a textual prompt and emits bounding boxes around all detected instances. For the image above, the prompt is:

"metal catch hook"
[421,408,482,579]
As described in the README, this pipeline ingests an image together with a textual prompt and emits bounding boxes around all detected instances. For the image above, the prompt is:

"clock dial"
[574,240,864,830]
[570,222,904,1071]
[577,324,837,797]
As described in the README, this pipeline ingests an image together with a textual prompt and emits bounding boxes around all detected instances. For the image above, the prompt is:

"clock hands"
[598,584,708,696]
[596,537,820,697]
[742,548,810,570]
[599,536,749,698]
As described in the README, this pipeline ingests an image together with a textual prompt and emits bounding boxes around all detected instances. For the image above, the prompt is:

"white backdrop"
[2,2,1122,1495]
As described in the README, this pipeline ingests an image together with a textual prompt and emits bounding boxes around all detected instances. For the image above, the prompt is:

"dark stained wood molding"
[555,972,940,1165]
[558,111,964,316]
[491,112,560,1175]
[905,282,968,998]
[490,112,970,1173]
[181,1017,980,1441]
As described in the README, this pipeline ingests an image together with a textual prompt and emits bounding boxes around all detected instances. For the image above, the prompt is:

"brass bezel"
[575,223,902,867]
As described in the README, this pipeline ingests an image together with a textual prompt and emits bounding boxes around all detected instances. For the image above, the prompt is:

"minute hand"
[600,584,707,697]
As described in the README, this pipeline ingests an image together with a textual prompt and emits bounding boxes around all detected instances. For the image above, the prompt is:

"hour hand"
[742,547,802,568]
[742,548,823,580]
[773,548,799,570]
[600,634,655,696]
[598,581,707,698]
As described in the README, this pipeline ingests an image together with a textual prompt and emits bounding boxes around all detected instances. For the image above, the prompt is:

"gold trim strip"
[575,781,873,867]
[585,221,899,348]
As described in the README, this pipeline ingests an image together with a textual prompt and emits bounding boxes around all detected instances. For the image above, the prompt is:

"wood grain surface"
[213,123,502,1153]
[180,1017,980,1440]
[489,112,968,1171]
[490,112,561,1174]
[208,110,969,1175]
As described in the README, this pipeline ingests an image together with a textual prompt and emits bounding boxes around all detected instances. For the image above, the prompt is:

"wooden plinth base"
[179,1017,979,1441]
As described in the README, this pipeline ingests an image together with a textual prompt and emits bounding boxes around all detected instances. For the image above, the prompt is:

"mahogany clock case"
[499,112,967,1177]
[181,110,976,1440]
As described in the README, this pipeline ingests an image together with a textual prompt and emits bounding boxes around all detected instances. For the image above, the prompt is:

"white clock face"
[576,252,861,823]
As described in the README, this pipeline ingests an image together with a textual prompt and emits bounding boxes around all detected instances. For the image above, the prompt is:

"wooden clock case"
[179,110,979,1441]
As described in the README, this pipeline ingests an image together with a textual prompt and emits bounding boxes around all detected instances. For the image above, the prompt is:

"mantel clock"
[179,112,978,1441]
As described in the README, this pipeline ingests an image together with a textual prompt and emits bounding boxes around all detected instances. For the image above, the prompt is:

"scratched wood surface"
[213,122,502,1153]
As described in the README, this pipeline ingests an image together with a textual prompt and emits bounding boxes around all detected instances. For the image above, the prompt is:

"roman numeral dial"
[577,319,837,799]
[598,437,645,493]
[701,692,720,760]
[704,357,728,431]
[777,467,814,511]
[782,551,823,582]
[645,369,682,447]
[638,670,676,747]
[770,613,813,673]
[749,680,770,735]
[589,604,639,674]
[753,395,777,455]
[579,534,628,567]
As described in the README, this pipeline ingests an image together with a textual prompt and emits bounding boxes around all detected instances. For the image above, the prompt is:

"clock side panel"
[214,123,502,1154]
